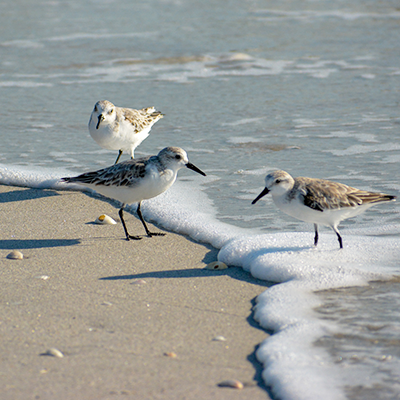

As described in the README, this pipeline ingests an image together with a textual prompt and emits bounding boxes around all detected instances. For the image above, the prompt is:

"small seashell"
[6,250,23,260]
[206,261,228,270]
[41,348,64,358]
[218,379,244,389]
[101,301,113,306]
[130,279,147,285]
[36,275,49,280]
[163,352,177,358]
[212,335,227,342]
[94,214,117,225]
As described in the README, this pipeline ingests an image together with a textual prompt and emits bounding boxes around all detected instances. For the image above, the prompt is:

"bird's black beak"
[252,187,270,204]
[186,162,206,176]
[96,114,104,129]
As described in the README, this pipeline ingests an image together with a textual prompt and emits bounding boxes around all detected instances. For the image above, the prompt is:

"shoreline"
[0,184,273,399]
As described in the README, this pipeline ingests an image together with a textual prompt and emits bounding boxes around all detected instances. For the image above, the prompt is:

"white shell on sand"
[94,214,117,225]
[130,279,147,285]
[218,379,244,389]
[206,261,228,270]
[42,348,64,358]
[35,275,50,280]
[212,335,227,342]
[6,250,23,260]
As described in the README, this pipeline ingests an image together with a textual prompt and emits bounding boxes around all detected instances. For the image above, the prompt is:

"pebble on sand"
[6,250,24,260]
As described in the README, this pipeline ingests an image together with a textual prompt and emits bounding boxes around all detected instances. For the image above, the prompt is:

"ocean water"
[1,0,399,399]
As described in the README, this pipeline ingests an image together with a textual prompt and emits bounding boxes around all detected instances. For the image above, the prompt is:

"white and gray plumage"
[88,100,164,164]
[252,170,396,249]
[62,147,206,241]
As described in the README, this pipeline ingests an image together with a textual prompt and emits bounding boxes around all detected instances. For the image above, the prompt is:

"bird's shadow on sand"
[0,239,81,250]
[0,187,60,203]
[0,187,80,249]
[100,263,270,287]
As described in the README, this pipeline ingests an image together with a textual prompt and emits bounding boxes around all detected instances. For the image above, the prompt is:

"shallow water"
[1,0,400,399]
[315,279,400,400]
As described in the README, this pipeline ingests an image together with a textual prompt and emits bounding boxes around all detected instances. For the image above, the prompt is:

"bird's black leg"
[333,227,343,249]
[313,224,319,246]
[119,207,141,241]
[336,232,343,249]
[114,150,123,164]
[137,202,166,237]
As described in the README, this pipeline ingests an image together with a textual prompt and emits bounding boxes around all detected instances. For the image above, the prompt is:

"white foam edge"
[218,233,400,400]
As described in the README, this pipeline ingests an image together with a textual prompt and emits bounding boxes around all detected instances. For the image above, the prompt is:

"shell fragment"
[206,261,228,270]
[163,352,177,358]
[41,348,64,358]
[212,335,227,342]
[94,214,117,225]
[6,250,24,260]
[218,379,244,389]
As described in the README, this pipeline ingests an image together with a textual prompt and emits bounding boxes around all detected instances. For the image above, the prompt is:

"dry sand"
[0,184,273,400]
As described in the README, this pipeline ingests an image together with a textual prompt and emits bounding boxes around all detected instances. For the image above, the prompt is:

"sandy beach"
[0,184,272,400]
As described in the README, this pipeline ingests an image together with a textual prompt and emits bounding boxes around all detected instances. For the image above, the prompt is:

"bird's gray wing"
[297,178,363,211]
[122,107,163,132]
[63,156,153,187]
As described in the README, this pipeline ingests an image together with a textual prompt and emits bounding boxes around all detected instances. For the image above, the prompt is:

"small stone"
[206,261,228,270]
[218,379,244,389]
[6,250,23,260]
[41,348,64,358]
[101,301,113,306]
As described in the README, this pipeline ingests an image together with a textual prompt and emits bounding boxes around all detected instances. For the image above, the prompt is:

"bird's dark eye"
[276,179,281,184]
[109,109,114,114]
[175,154,181,160]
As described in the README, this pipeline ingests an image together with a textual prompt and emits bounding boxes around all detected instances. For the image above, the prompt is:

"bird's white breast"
[273,193,375,228]
[88,115,122,151]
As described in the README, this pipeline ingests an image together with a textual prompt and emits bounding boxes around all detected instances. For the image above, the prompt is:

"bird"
[62,147,206,241]
[88,100,164,164]
[252,170,396,249]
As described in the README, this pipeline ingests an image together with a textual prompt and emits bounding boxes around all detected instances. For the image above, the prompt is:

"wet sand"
[0,184,272,400]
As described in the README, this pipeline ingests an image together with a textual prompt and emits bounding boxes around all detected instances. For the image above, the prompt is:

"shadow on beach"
[100,264,271,288]
[0,238,80,250]
[0,187,60,203]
